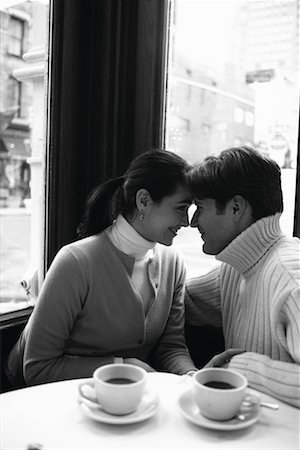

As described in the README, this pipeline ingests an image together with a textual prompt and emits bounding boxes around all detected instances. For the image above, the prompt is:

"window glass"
[234,107,244,124]
[7,77,21,115]
[165,0,299,277]
[0,1,49,314]
[8,16,24,56]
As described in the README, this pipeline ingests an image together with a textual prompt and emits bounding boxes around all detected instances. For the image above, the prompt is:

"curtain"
[46,0,169,266]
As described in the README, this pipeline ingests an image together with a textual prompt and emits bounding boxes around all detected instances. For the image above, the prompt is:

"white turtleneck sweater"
[185,213,300,408]
[107,215,155,315]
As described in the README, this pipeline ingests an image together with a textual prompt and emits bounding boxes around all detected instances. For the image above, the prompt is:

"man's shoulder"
[268,235,300,281]
[273,235,300,258]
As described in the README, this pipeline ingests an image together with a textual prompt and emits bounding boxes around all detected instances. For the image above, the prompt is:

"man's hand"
[204,348,245,368]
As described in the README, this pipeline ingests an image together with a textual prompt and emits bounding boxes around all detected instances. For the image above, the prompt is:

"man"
[185,146,300,407]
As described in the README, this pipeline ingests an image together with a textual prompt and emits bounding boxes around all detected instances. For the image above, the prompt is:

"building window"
[7,77,21,116]
[245,111,254,127]
[8,16,24,57]
[234,137,243,146]
[201,123,211,137]
[234,107,244,124]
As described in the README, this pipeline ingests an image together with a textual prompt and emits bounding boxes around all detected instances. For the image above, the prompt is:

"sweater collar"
[108,214,155,259]
[216,213,283,275]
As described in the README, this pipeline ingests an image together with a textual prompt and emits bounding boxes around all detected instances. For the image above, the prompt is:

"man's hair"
[189,146,283,220]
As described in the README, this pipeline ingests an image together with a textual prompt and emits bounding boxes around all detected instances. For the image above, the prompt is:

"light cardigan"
[185,213,300,407]
[8,230,196,385]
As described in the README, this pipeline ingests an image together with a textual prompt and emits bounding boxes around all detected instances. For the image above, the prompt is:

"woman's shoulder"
[56,232,109,262]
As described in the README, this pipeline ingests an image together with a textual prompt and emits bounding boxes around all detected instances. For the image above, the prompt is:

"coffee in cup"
[193,368,248,421]
[78,363,147,415]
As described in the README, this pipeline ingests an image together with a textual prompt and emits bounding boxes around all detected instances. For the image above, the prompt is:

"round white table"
[1,372,299,450]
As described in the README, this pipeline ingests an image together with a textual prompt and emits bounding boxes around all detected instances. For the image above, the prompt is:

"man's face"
[190,198,240,255]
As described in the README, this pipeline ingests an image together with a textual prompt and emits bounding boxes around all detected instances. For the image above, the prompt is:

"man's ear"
[231,195,248,218]
[230,195,255,230]
[135,189,152,213]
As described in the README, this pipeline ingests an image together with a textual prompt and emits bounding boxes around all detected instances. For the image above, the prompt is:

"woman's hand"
[204,348,245,368]
[123,358,156,372]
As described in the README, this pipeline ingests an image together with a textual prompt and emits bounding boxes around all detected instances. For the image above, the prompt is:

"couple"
[6,147,299,408]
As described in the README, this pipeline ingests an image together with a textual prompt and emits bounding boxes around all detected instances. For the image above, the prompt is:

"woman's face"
[137,185,193,246]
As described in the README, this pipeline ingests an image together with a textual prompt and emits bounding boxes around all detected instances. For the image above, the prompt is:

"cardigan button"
[155,283,158,288]
[137,339,143,345]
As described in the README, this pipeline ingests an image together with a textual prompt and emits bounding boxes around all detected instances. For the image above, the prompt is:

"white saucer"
[78,388,160,425]
[178,390,260,431]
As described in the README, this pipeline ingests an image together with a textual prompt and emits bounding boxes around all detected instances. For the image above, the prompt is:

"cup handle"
[241,392,261,413]
[78,380,98,405]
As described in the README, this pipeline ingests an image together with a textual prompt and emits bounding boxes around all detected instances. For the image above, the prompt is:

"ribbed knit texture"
[186,214,300,407]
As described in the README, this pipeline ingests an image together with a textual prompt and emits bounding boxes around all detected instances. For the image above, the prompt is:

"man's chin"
[202,244,216,255]
[158,238,173,247]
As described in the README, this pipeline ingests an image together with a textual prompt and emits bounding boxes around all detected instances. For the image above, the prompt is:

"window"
[0,1,50,314]
[234,107,244,124]
[165,0,299,277]
[8,16,24,57]
[245,111,254,127]
[7,76,21,114]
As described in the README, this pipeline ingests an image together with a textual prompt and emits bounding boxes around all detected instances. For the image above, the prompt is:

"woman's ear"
[135,189,152,214]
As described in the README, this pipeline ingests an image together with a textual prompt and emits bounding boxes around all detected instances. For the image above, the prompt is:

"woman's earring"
[140,213,144,220]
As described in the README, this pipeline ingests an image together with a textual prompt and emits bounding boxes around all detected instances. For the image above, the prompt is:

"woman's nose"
[180,211,189,227]
[190,210,199,227]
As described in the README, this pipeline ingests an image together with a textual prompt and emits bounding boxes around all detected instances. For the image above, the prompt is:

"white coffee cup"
[78,363,147,415]
[193,368,248,421]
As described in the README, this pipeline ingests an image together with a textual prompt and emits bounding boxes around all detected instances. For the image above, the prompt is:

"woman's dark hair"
[77,150,191,237]
[189,146,283,221]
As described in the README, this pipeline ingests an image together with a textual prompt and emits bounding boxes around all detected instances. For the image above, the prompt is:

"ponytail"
[77,176,124,238]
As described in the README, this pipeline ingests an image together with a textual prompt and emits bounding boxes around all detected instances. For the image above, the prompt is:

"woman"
[6,150,197,386]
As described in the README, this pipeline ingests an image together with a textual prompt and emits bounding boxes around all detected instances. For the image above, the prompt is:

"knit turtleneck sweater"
[186,213,300,407]
[107,214,155,315]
